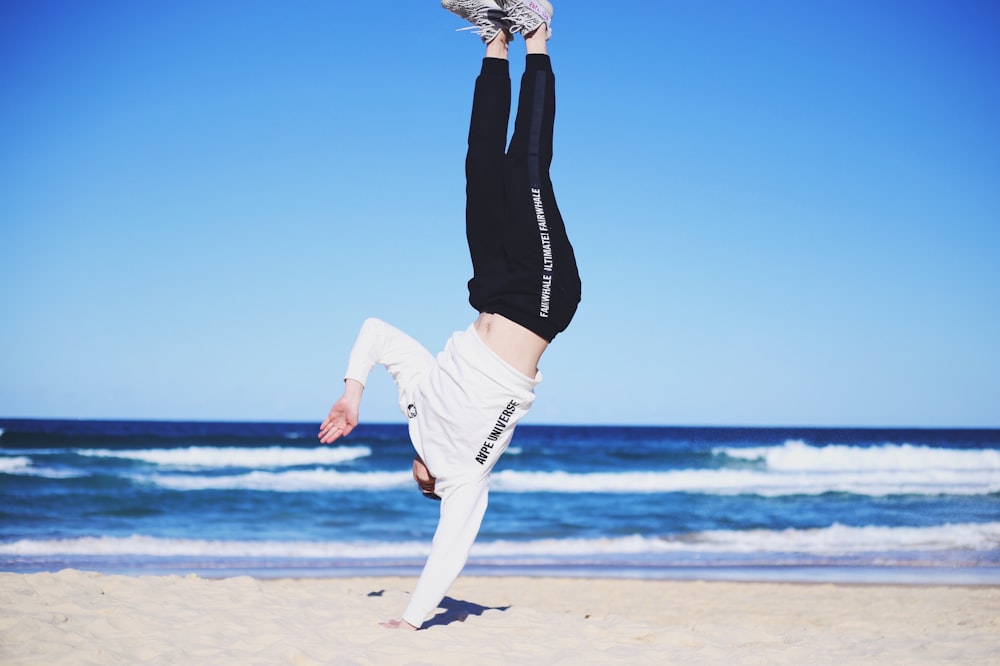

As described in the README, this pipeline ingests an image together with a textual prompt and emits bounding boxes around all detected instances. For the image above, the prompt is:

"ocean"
[1,419,998,583]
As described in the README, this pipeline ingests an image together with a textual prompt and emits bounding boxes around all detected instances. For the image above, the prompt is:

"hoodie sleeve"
[344,318,435,411]
[400,479,489,628]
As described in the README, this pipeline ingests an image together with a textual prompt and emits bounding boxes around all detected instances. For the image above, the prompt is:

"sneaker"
[499,0,553,39]
[441,0,509,43]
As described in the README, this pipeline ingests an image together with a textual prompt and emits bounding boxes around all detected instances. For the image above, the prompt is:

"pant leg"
[466,58,512,310]
[496,54,581,341]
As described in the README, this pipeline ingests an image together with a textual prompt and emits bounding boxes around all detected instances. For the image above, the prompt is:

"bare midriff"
[473,312,547,378]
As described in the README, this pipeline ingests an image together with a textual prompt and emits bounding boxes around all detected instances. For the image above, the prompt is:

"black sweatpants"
[465,55,581,342]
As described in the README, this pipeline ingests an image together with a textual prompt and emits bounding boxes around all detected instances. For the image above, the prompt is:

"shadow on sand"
[367,589,510,629]
[421,596,511,629]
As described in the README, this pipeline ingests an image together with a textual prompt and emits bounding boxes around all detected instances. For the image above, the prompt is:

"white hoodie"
[343,318,540,627]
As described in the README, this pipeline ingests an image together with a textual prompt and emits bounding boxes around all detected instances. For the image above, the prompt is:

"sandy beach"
[0,570,996,665]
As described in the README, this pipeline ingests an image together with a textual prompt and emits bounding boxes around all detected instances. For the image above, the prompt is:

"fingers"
[317,399,359,443]
[318,417,358,443]
[317,429,339,444]
[317,420,345,443]
[378,619,417,631]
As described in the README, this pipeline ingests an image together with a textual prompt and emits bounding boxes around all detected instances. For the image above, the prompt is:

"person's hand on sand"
[318,380,362,443]
[379,619,418,631]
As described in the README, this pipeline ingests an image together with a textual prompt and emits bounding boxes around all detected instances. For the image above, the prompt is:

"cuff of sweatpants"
[481,57,510,77]
[525,53,552,72]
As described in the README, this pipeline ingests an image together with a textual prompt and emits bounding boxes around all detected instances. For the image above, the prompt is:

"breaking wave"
[77,445,371,469]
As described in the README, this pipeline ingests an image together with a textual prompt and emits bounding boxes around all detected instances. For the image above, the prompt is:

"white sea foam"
[0,456,32,474]
[490,468,1000,496]
[145,469,411,492]
[78,445,371,469]
[0,534,433,559]
[0,455,87,479]
[2,522,996,559]
[657,522,1000,555]
[137,463,1000,496]
[719,440,1000,472]
[24,468,85,479]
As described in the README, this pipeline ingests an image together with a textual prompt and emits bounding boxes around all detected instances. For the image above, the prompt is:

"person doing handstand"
[318,0,580,630]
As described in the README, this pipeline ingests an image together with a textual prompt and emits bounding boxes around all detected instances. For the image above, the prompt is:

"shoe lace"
[504,5,549,34]
[454,11,509,37]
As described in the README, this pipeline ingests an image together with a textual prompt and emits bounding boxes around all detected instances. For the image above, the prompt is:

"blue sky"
[1,1,998,427]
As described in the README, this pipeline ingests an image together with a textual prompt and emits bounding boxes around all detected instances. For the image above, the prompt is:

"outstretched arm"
[317,318,435,444]
[397,480,490,629]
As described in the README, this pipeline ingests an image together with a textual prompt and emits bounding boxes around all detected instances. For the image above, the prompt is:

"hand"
[318,380,362,444]
[412,457,440,500]
[378,618,418,631]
